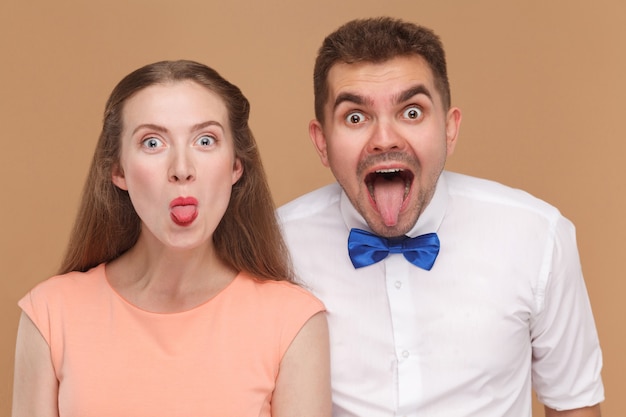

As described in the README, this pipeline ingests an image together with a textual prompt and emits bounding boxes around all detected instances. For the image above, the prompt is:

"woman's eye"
[196,135,216,146]
[345,112,365,124]
[142,137,163,148]
[403,106,423,120]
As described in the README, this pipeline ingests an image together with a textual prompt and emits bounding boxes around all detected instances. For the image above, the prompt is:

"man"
[278,17,603,417]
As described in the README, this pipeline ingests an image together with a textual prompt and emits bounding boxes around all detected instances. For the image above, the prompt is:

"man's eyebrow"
[332,85,433,112]
[333,92,371,112]
[397,85,432,103]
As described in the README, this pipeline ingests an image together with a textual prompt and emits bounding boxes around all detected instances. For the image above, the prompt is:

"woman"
[12,60,330,417]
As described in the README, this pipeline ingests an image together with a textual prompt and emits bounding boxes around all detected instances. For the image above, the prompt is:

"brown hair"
[59,60,294,282]
[313,17,451,124]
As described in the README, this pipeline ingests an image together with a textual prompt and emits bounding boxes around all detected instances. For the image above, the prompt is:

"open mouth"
[365,168,414,226]
[366,168,413,199]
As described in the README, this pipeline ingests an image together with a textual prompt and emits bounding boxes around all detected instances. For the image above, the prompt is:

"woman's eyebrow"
[131,120,225,136]
[132,123,169,136]
[190,120,225,133]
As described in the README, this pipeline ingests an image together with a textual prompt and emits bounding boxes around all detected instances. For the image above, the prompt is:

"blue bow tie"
[347,228,440,270]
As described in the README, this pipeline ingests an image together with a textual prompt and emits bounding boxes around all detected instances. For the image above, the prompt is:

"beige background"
[1,1,623,415]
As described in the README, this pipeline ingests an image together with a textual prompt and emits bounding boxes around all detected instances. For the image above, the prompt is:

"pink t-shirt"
[19,264,325,417]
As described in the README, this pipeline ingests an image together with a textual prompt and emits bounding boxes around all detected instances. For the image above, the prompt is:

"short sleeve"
[276,284,326,360]
[18,281,54,346]
[530,216,604,410]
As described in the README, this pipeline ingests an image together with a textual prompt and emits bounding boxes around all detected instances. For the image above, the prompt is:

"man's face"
[310,55,461,237]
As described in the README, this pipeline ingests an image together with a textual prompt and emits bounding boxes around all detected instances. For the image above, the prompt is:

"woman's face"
[112,80,243,250]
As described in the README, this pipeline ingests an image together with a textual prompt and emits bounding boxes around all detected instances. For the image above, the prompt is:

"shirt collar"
[339,171,449,237]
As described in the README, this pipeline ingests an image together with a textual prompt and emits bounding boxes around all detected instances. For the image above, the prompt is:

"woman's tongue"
[171,205,197,224]
[373,176,405,227]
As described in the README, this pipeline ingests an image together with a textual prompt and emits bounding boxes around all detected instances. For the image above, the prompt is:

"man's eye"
[403,106,423,120]
[142,137,163,148]
[345,112,365,124]
[196,135,216,146]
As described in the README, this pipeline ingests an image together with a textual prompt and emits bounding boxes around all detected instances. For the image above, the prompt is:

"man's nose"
[366,120,405,153]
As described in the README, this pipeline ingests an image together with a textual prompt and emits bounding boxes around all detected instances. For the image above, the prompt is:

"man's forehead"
[326,55,438,106]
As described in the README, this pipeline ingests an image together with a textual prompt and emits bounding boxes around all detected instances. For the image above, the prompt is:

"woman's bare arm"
[12,312,59,417]
[272,311,331,417]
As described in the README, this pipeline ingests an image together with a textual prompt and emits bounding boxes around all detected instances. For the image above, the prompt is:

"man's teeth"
[375,168,403,174]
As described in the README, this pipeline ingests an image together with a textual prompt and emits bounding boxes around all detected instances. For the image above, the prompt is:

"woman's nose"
[168,150,196,183]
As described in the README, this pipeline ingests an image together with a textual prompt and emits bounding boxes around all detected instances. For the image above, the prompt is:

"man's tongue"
[171,205,197,224]
[373,176,405,227]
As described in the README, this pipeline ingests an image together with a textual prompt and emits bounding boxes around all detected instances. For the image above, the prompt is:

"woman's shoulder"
[234,272,325,311]
[21,264,107,305]
[231,273,326,355]
[18,264,108,344]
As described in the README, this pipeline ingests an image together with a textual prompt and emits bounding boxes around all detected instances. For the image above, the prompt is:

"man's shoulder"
[277,182,342,223]
[444,171,563,220]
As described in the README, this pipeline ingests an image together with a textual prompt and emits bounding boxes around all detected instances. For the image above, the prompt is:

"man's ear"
[111,164,128,190]
[309,119,330,167]
[445,107,462,156]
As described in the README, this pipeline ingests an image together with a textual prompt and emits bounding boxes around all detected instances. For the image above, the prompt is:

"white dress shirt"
[278,171,603,417]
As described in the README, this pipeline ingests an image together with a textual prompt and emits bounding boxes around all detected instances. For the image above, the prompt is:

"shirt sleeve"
[18,281,53,347]
[276,284,326,361]
[530,215,604,410]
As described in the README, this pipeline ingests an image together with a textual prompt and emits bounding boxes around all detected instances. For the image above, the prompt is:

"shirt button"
[395,280,402,289]
[402,350,410,358]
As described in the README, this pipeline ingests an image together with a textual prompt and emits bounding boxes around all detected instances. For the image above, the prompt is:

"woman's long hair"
[59,60,294,282]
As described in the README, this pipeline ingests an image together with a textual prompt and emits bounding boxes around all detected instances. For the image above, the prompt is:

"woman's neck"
[105,233,238,313]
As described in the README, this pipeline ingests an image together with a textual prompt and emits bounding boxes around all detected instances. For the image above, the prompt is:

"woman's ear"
[232,158,243,185]
[111,164,128,190]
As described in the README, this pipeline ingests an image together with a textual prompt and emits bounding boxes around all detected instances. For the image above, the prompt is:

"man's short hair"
[313,17,451,124]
